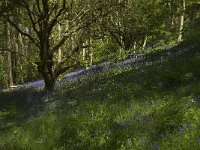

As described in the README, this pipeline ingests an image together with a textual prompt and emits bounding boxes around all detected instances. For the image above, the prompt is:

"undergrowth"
[0,45,200,150]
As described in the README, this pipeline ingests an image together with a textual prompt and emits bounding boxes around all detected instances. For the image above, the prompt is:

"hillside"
[0,44,200,149]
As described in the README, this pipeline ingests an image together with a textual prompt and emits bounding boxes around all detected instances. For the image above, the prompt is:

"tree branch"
[35,0,42,15]
[6,17,40,49]
[50,25,83,54]
[54,63,78,79]
[21,0,40,37]
[48,0,67,34]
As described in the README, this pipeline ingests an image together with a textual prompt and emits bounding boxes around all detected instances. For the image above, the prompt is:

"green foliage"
[152,99,186,138]
[0,0,199,89]
[0,45,200,149]
[0,55,7,88]
[184,1,200,44]
[161,52,200,87]
[187,54,200,80]
[161,60,186,87]
[184,18,200,44]
[0,0,200,147]
[93,40,119,62]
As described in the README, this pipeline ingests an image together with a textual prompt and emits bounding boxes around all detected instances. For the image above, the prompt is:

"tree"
[177,0,186,43]
[101,0,164,50]
[6,23,14,88]
[2,0,106,91]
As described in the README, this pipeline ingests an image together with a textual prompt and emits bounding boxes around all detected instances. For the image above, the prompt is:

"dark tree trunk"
[37,37,56,92]
[37,60,56,92]
[43,69,55,92]
[7,51,14,87]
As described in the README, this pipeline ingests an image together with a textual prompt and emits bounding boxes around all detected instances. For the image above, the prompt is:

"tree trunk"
[18,32,24,83]
[14,32,19,83]
[37,60,55,92]
[7,51,13,87]
[58,24,62,63]
[27,26,33,81]
[6,23,14,88]
[43,69,55,92]
[133,41,137,50]
[82,48,86,61]
[178,0,186,43]
[88,38,93,67]
[82,45,86,68]
[37,36,56,92]
[142,36,147,50]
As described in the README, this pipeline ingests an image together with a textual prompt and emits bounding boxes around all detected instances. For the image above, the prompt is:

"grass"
[0,44,200,150]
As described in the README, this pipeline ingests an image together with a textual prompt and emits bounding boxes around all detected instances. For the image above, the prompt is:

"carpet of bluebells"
[0,44,200,149]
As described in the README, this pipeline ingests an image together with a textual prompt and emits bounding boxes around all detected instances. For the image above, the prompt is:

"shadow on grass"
[0,88,47,133]
[57,44,200,109]
[0,44,200,149]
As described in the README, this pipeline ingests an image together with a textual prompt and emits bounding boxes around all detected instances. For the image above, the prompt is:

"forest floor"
[0,43,200,149]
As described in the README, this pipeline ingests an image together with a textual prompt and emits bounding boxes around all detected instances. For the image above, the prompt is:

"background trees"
[0,0,199,90]
[101,0,165,50]
[1,0,109,91]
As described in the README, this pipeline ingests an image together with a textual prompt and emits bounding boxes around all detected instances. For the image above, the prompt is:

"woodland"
[0,0,200,149]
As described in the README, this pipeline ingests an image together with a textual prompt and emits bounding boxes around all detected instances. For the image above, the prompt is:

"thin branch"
[50,25,83,54]
[50,8,98,54]
[54,31,86,70]
[35,0,42,15]
[48,3,59,18]
[6,17,40,48]
[48,0,67,34]
[21,0,40,36]
[54,63,77,79]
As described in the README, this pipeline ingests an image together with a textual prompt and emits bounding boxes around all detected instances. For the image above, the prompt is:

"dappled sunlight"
[0,0,199,148]
[1,44,200,149]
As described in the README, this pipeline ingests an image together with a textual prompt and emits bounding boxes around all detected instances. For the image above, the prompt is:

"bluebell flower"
[177,128,184,135]
[143,114,152,122]
[154,142,159,150]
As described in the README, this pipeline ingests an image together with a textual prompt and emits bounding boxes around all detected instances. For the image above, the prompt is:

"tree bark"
[88,38,93,67]
[133,41,137,50]
[142,36,147,50]
[6,23,14,88]
[178,0,186,43]
[37,59,55,92]
[7,51,13,87]
[18,32,24,83]
[82,47,86,61]
[58,24,62,63]
[37,36,56,92]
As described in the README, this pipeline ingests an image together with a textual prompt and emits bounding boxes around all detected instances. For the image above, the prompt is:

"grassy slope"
[0,44,200,150]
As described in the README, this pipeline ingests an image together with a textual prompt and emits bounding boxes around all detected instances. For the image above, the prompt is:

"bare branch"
[54,63,77,79]
[21,0,40,36]
[69,8,90,28]
[6,17,40,48]
[35,0,42,14]
[48,0,67,34]
[50,8,97,55]
[54,31,86,72]
[48,3,59,18]
[50,25,83,54]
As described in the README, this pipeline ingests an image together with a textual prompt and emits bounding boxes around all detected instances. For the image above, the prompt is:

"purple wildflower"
[177,128,184,135]
[154,142,159,150]
[143,114,153,122]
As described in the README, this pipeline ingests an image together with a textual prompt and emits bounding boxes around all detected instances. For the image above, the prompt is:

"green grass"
[0,45,200,150]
